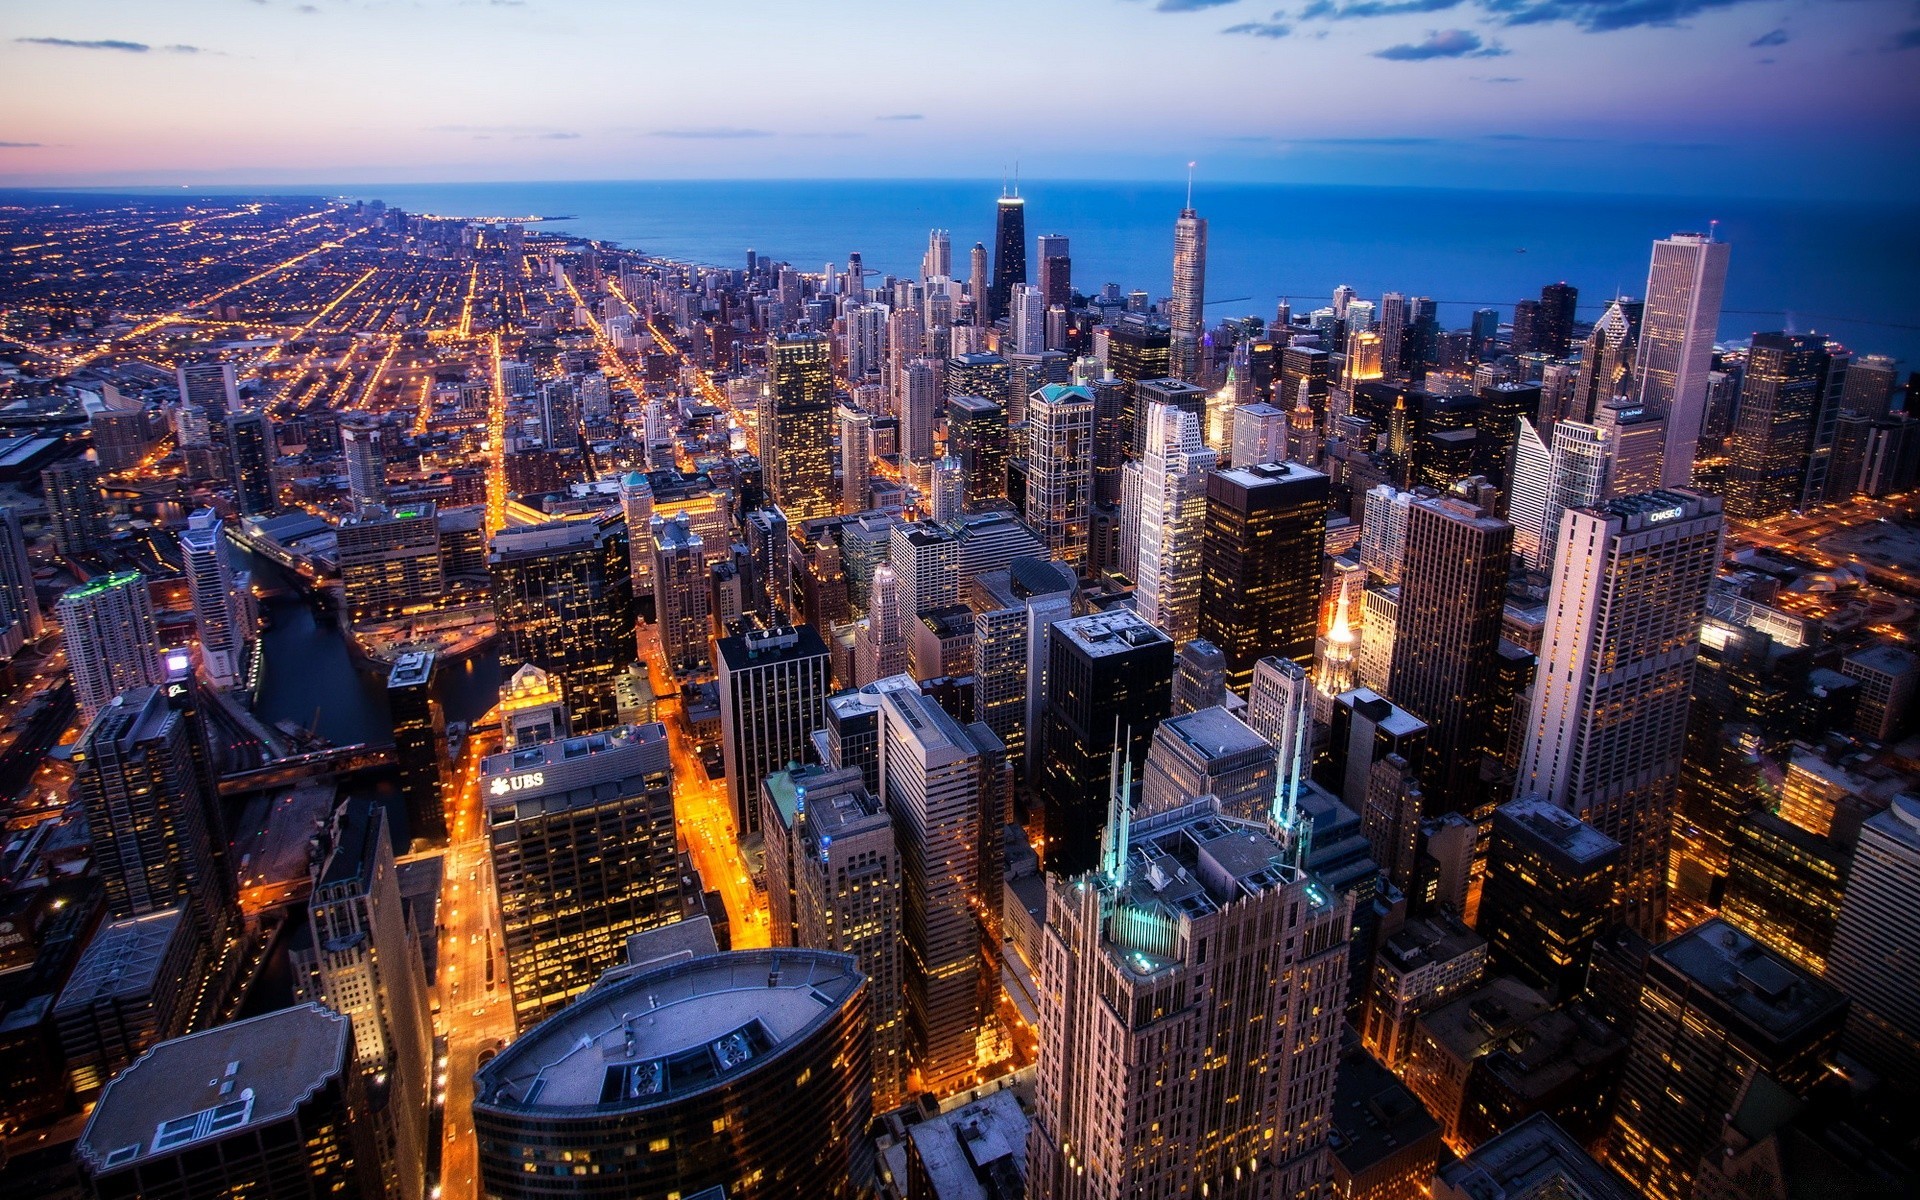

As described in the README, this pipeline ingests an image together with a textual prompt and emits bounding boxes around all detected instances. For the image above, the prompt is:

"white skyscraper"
[1169,199,1208,381]
[1825,796,1920,1080]
[857,565,910,686]
[58,571,165,720]
[1229,401,1288,467]
[1357,484,1416,584]
[1247,654,1316,816]
[1517,490,1723,936]
[1634,233,1730,488]
[844,302,889,383]
[1132,401,1216,646]
[179,509,251,690]
[1507,418,1552,569]
[1009,283,1046,357]
[930,456,965,522]
[1533,419,1608,573]
[922,228,952,283]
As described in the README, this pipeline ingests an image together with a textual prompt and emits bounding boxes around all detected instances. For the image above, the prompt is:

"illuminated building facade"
[337,503,443,626]
[717,623,831,835]
[1169,204,1208,380]
[1024,384,1095,568]
[489,514,636,733]
[386,649,445,843]
[1478,797,1620,999]
[58,571,164,721]
[990,193,1027,322]
[1633,233,1730,488]
[482,724,683,1029]
[767,332,837,522]
[1198,461,1329,695]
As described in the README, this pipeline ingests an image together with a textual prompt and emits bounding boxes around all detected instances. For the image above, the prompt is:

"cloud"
[1373,28,1509,58]
[1748,27,1789,47]
[1477,74,1524,81]
[1483,0,1766,33]
[518,132,578,140]
[649,127,774,139]
[1154,0,1241,9]
[1300,0,1466,16]
[15,37,153,52]
[875,113,924,121]
[1890,27,1920,51]
[0,141,47,148]
[1223,18,1294,36]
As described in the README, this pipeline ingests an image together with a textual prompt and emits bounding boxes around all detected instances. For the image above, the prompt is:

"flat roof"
[1496,796,1620,866]
[1654,919,1846,1043]
[1159,705,1271,763]
[1438,1113,1635,1200]
[54,908,185,1014]
[472,949,862,1113]
[77,1004,350,1174]
[906,1088,1029,1200]
[1055,608,1170,657]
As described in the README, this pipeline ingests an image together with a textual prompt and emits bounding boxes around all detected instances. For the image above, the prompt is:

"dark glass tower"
[1725,332,1848,523]
[488,512,636,733]
[766,332,838,522]
[226,409,276,516]
[1198,462,1329,696]
[386,649,445,844]
[946,394,1009,508]
[989,193,1027,322]
[1536,282,1579,358]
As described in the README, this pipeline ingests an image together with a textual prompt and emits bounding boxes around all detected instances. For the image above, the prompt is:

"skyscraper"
[923,227,952,282]
[717,623,832,834]
[1725,332,1849,522]
[651,513,711,677]
[1198,461,1329,695]
[482,723,682,1029]
[336,503,443,627]
[969,558,1077,782]
[901,357,940,463]
[295,798,432,1200]
[226,408,275,515]
[0,504,42,654]
[471,950,874,1200]
[1009,282,1046,356]
[1517,491,1724,936]
[947,393,1009,508]
[877,683,998,1091]
[1634,233,1731,488]
[1169,199,1208,381]
[1477,797,1621,999]
[179,509,250,690]
[42,455,108,556]
[1040,609,1175,875]
[76,1004,383,1200]
[968,241,989,323]
[489,514,636,732]
[1825,795,1920,1082]
[59,571,164,719]
[1535,282,1579,358]
[1028,794,1350,1199]
[1132,401,1217,647]
[1607,920,1845,1200]
[1388,494,1513,814]
[990,191,1027,322]
[340,415,387,511]
[1037,231,1071,307]
[1024,383,1094,567]
[386,650,445,844]
[767,332,838,521]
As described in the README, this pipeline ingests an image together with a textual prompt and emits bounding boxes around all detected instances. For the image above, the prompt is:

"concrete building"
[716,623,831,835]
[1137,704,1275,822]
[58,571,163,720]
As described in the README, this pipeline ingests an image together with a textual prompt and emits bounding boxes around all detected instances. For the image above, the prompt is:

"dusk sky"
[2,0,1917,198]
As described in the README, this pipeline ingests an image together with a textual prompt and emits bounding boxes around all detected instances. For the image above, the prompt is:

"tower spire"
[1185,161,1195,211]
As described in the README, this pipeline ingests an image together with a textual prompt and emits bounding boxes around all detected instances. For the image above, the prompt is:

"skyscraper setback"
[989,191,1027,322]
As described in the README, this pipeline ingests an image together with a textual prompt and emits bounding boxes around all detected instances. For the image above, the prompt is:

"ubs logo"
[489,771,545,797]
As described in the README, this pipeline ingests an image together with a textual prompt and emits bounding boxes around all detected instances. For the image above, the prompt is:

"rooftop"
[1496,796,1621,866]
[1337,688,1428,739]
[1435,1113,1635,1200]
[1329,1043,1441,1178]
[906,1087,1030,1200]
[1655,919,1847,1043]
[472,949,862,1113]
[716,623,828,671]
[1214,460,1327,489]
[77,1004,351,1175]
[1055,608,1171,657]
[1157,705,1272,764]
[387,649,436,689]
[54,908,186,1014]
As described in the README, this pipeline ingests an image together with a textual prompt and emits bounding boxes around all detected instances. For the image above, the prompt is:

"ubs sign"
[489,771,545,797]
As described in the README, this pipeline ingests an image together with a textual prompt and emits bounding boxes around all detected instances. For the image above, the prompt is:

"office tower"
[1107,316,1174,449]
[42,455,108,556]
[1130,376,1210,457]
[854,560,908,682]
[1356,484,1415,584]
[490,514,636,732]
[1566,297,1642,425]
[1720,804,1850,974]
[1328,1044,1444,1200]
[717,623,832,834]
[0,505,42,651]
[1172,636,1230,714]
[59,571,164,719]
[884,521,955,624]
[482,723,682,1028]
[923,227,952,281]
[1388,494,1512,813]
[648,514,710,679]
[1726,332,1849,522]
[472,949,873,1200]
[222,408,276,516]
[1247,654,1315,796]
[1532,282,1578,358]
[1826,795,1920,1080]
[1607,920,1845,1200]
[948,350,1013,416]
[1138,705,1275,821]
[1527,418,1607,574]
[1635,233,1731,487]
[1518,490,1723,936]
[1327,688,1429,880]
[340,415,387,510]
[901,357,940,462]
[1028,796,1350,1200]
[947,393,1009,508]
[1478,797,1620,999]
[297,799,432,1200]
[876,684,997,1091]
[1361,914,1489,1070]
[1199,461,1329,694]
[72,684,234,1021]
[761,764,907,1109]
[178,509,249,689]
[386,650,444,844]
[1229,400,1287,466]
[1507,417,1551,568]
[1289,381,1322,466]
[969,241,990,322]
[175,358,239,420]
[1132,401,1217,646]
[1594,397,1667,496]
[1040,609,1175,875]
[54,908,198,1102]
[838,404,873,513]
[337,503,443,626]
[990,191,1027,321]
[1036,232,1071,306]
[1510,297,1542,357]
[767,332,838,521]
[969,559,1077,780]
[845,302,888,381]
[1840,352,1899,417]
[1024,383,1094,566]
[1170,201,1208,380]
[498,662,567,748]
[930,455,965,521]
[617,470,654,596]
[1379,291,1408,378]
[742,506,790,622]
[1009,283,1046,356]
[1840,643,1918,742]
[1436,1114,1636,1200]
[76,1004,382,1200]
[1280,345,1331,428]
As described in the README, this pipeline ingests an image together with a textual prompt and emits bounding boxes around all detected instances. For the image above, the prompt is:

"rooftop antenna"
[1014,160,1020,198]
[1186,161,1196,211]
[1709,218,1719,242]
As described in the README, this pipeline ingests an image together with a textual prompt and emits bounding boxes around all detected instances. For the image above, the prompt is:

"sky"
[1,0,1917,199]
